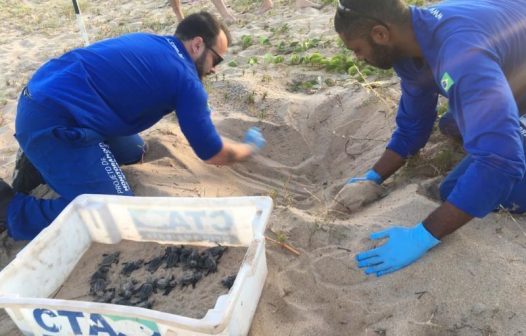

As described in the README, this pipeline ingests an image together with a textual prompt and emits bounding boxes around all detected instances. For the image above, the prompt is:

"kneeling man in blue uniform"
[334,0,526,276]
[0,12,266,240]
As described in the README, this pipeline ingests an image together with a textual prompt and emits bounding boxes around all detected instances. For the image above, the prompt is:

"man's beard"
[195,52,207,80]
[366,37,401,70]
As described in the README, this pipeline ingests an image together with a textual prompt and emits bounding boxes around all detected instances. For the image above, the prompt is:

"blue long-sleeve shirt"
[26,33,222,160]
[387,0,526,217]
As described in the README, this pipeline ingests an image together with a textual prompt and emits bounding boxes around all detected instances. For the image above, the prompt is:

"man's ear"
[370,25,391,45]
[188,36,205,57]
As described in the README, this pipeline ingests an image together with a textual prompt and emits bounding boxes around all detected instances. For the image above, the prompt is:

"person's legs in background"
[169,0,185,22]
[171,0,235,23]
[258,0,273,13]
[210,0,235,23]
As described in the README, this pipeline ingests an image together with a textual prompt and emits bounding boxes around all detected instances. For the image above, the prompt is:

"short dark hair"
[334,0,409,39]
[175,11,232,48]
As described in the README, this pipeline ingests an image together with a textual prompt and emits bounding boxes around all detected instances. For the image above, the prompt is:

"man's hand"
[329,179,386,217]
[356,223,440,277]
[205,127,265,165]
[243,127,266,151]
[347,169,383,184]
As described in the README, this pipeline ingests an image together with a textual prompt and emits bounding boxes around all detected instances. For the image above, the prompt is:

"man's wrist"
[416,222,441,248]
[365,169,383,184]
[423,202,473,239]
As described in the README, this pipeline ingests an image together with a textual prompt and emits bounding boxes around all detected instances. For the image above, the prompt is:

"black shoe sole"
[12,150,44,194]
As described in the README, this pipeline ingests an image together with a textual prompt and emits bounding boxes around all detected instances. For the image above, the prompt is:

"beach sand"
[1,0,525,335]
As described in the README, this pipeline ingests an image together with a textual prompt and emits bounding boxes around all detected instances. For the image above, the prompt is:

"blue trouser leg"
[440,155,526,213]
[439,105,526,213]
[8,127,135,240]
[7,94,141,240]
[106,134,146,165]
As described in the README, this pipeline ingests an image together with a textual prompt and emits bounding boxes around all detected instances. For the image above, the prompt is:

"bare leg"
[210,0,236,23]
[169,0,185,21]
[295,0,321,9]
[258,0,273,13]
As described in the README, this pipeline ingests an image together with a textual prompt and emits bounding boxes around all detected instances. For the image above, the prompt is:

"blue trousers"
[7,92,145,240]
[438,111,526,213]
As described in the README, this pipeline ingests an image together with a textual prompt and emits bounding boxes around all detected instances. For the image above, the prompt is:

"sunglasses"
[206,45,224,67]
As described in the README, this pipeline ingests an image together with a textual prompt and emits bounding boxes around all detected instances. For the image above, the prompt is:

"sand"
[53,241,246,319]
[1,0,525,335]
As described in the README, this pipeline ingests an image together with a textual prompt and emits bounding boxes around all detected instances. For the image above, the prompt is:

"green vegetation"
[403,142,464,178]
[231,32,394,83]
[287,78,319,93]
[259,36,271,45]
[270,23,290,35]
[406,0,425,5]
[240,35,253,49]
[275,38,321,54]
[228,60,239,67]
[437,101,449,118]
[245,91,256,104]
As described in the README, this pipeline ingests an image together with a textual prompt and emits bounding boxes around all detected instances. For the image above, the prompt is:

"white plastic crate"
[0,195,273,336]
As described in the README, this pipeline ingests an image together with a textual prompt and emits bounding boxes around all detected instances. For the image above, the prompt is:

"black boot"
[0,178,14,234]
[12,149,44,194]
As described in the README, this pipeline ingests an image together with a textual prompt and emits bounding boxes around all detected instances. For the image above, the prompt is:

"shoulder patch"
[440,72,455,92]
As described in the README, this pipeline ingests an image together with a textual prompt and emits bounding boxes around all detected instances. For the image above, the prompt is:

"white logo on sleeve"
[165,37,185,59]
[429,7,443,20]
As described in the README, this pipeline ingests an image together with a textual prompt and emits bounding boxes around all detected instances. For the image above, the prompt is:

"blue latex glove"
[347,169,382,184]
[356,223,440,277]
[244,127,266,151]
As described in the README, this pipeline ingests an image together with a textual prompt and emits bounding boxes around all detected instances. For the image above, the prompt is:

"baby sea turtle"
[89,278,107,296]
[90,265,110,296]
[113,297,134,306]
[154,275,177,295]
[119,279,137,299]
[135,281,155,301]
[199,251,217,275]
[179,271,203,289]
[207,245,228,261]
[221,274,236,289]
[121,260,143,276]
[163,246,180,268]
[99,251,120,267]
[135,299,154,309]
[95,288,116,303]
[178,246,193,264]
[91,264,109,280]
[146,255,164,273]
[186,250,200,269]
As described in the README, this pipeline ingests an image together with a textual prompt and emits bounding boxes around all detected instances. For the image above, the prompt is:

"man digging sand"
[333,0,526,276]
[0,12,266,241]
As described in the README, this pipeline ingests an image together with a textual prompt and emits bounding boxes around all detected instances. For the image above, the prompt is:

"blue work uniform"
[8,33,223,240]
[387,0,526,217]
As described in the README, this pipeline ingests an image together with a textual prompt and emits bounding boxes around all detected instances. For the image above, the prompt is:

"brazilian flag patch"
[440,72,455,92]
